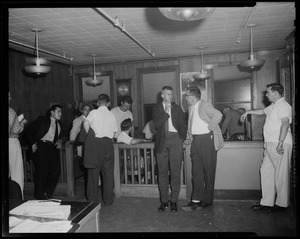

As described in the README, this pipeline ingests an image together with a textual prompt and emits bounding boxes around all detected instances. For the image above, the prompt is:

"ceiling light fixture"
[239,24,265,72]
[24,28,51,76]
[159,8,215,21]
[85,54,104,87]
[193,47,211,81]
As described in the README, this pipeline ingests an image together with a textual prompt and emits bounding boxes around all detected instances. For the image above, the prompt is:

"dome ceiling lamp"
[85,54,104,87]
[239,24,265,72]
[159,8,215,21]
[193,47,211,81]
[24,28,51,76]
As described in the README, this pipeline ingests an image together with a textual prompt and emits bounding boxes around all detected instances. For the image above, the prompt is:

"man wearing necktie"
[153,86,187,213]
[26,104,63,199]
[181,86,224,211]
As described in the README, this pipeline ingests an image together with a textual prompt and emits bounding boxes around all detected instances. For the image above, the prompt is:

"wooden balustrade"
[113,142,189,199]
[21,142,75,197]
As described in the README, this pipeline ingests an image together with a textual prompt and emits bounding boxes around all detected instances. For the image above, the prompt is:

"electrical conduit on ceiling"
[93,8,155,58]
[8,39,73,61]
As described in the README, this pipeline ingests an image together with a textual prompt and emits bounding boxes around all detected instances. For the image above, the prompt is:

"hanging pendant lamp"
[159,8,215,21]
[193,47,211,80]
[239,24,265,71]
[24,28,51,75]
[85,54,104,87]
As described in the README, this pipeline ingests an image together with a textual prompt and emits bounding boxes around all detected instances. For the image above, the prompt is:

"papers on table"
[9,200,73,233]
[9,216,73,233]
[9,200,70,220]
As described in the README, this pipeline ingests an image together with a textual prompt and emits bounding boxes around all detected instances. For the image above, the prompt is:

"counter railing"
[21,142,75,197]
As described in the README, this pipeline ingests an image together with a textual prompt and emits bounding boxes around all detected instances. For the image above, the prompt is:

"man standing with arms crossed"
[241,83,293,212]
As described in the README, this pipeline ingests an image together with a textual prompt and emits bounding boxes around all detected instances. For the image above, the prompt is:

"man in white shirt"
[111,96,134,138]
[83,94,117,206]
[69,103,92,142]
[69,103,92,157]
[181,86,223,212]
[241,83,293,212]
[117,118,149,145]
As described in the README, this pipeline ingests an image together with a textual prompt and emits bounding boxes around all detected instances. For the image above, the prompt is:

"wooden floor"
[23,177,298,235]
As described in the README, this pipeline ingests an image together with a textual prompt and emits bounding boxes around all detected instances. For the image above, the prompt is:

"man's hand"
[276,141,284,155]
[32,143,38,153]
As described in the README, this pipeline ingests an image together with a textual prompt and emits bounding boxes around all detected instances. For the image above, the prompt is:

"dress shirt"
[162,102,177,133]
[41,117,60,142]
[190,100,210,135]
[86,106,117,139]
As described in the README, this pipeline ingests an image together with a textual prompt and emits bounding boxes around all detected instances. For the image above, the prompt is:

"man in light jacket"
[181,85,224,211]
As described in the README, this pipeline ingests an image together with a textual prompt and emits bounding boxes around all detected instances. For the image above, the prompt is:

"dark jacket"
[25,116,62,146]
[152,102,187,153]
[83,127,98,168]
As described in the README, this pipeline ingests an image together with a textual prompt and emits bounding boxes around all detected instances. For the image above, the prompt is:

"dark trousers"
[33,141,61,199]
[9,178,22,200]
[87,138,115,206]
[191,132,217,204]
[156,132,183,203]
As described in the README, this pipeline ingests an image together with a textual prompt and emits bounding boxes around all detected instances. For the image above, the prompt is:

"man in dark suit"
[26,104,63,199]
[152,86,187,213]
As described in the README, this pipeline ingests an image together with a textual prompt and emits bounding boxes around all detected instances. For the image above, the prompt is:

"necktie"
[165,105,169,133]
[53,120,58,143]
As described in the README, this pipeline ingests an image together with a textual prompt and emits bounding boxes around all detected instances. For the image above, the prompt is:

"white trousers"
[9,138,24,199]
[260,142,292,207]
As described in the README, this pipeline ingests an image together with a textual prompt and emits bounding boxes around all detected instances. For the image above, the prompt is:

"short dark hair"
[266,83,284,96]
[50,104,62,112]
[121,96,133,104]
[81,102,92,110]
[162,86,173,91]
[186,86,201,99]
[98,94,110,103]
[121,118,132,131]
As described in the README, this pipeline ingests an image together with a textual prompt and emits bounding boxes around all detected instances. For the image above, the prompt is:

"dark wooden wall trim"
[9,49,74,140]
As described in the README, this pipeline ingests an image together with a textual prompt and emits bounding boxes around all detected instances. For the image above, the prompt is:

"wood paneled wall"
[9,49,74,137]
[73,50,284,138]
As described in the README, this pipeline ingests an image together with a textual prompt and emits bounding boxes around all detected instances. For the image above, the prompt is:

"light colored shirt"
[41,117,61,142]
[69,115,85,141]
[162,102,177,132]
[190,100,210,134]
[143,120,156,139]
[117,131,132,145]
[110,107,133,138]
[9,107,22,138]
[263,97,292,145]
[86,106,117,139]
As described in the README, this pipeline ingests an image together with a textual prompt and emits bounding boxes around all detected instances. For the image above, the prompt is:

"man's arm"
[241,109,265,122]
[276,117,290,155]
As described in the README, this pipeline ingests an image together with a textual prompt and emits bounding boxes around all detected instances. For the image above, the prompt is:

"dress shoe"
[170,202,178,213]
[158,202,169,212]
[180,201,202,212]
[267,205,287,213]
[251,204,272,211]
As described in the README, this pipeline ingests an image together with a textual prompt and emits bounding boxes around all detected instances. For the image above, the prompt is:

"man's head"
[120,118,132,132]
[97,94,110,107]
[161,86,173,104]
[81,103,92,117]
[185,86,201,105]
[50,104,62,121]
[120,96,133,112]
[266,83,284,103]
[222,106,231,115]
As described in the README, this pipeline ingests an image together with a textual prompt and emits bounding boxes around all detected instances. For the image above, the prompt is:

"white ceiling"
[8,3,296,66]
